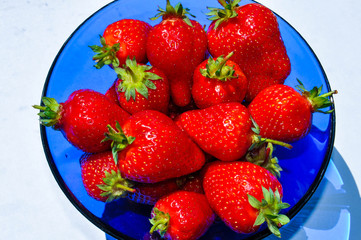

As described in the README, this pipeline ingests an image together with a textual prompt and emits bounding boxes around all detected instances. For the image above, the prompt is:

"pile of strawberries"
[34,0,337,239]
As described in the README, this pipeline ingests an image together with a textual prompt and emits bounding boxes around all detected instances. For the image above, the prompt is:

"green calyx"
[296,79,337,114]
[114,57,162,101]
[246,143,282,178]
[149,208,170,237]
[206,0,241,29]
[102,121,135,164]
[150,0,195,27]
[250,117,293,151]
[33,97,61,128]
[248,187,290,238]
[200,52,237,81]
[89,35,121,69]
[97,169,136,202]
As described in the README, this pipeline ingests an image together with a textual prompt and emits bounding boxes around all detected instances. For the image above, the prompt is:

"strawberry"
[90,19,152,69]
[192,52,247,109]
[33,89,130,153]
[80,151,180,204]
[149,191,216,240]
[146,0,207,107]
[80,151,135,202]
[206,1,291,102]
[105,79,120,105]
[103,110,205,183]
[203,161,290,237]
[248,80,337,142]
[114,57,169,114]
[175,102,291,162]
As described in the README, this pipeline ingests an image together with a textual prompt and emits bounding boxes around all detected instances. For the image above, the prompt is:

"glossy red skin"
[248,84,313,142]
[58,89,130,153]
[128,178,180,205]
[115,65,170,114]
[192,59,248,109]
[203,161,283,234]
[80,151,118,202]
[175,102,253,161]
[147,18,207,107]
[118,110,205,183]
[105,79,120,105]
[152,191,215,240]
[207,3,291,102]
[103,19,152,66]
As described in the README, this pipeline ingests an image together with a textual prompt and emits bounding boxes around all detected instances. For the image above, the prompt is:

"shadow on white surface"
[106,148,361,240]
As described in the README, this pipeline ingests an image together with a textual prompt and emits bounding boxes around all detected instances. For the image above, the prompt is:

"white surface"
[0,0,360,239]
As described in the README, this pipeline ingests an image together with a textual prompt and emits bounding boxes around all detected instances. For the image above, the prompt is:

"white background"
[1,0,360,239]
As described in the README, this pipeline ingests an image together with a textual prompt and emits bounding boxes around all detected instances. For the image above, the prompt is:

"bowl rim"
[38,1,336,239]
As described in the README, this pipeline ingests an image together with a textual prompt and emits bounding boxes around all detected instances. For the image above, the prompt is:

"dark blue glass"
[39,0,335,239]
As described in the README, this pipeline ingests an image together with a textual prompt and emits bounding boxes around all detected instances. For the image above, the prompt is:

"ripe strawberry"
[90,19,152,69]
[80,151,135,202]
[192,52,247,109]
[149,191,216,240]
[248,80,337,142]
[33,89,130,153]
[146,0,207,107]
[80,151,180,204]
[103,110,205,183]
[206,1,291,102]
[175,102,291,162]
[105,79,120,105]
[114,57,169,114]
[203,161,290,237]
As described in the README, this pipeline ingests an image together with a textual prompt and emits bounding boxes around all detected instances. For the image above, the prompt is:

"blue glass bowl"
[39,0,336,239]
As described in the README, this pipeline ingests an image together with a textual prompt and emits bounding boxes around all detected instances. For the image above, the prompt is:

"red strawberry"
[103,110,205,183]
[90,19,152,69]
[149,191,215,240]
[105,79,120,105]
[206,1,291,102]
[147,0,207,107]
[113,57,169,114]
[248,80,337,142]
[203,161,290,237]
[33,89,130,153]
[192,52,247,109]
[80,151,135,202]
[175,102,291,162]
[80,151,180,204]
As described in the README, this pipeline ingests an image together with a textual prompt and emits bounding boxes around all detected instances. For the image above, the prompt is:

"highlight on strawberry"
[248,79,337,142]
[192,51,248,109]
[90,19,152,69]
[33,89,130,153]
[146,0,207,107]
[206,0,291,102]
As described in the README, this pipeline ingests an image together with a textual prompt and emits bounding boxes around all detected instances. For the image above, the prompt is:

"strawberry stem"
[102,122,135,164]
[200,52,237,81]
[149,208,170,237]
[97,170,136,202]
[114,57,161,101]
[89,35,120,69]
[248,187,290,238]
[296,79,337,114]
[33,97,61,128]
[261,138,293,150]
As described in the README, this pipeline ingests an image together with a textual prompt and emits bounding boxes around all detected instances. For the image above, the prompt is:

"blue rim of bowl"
[38,1,336,239]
